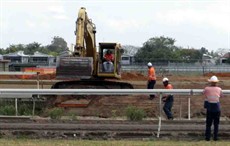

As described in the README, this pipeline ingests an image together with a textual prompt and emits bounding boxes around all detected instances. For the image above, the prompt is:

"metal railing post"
[157,93,162,138]
[188,97,191,120]
[32,97,35,116]
[188,89,193,120]
[37,72,40,89]
[15,98,18,116]
[180,97,182,120]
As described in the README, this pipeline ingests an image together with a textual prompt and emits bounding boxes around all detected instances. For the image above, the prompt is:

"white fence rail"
[0,89,230,95]
[0,89,229,117]
[0,72,38,75]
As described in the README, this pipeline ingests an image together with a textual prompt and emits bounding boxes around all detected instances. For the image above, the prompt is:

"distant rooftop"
[4,51,29,57]
[3,51,53,57]
[222,52,230,58]
[31,51,53,57]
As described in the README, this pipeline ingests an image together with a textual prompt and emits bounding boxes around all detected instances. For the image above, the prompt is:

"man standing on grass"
[203,75,223,141]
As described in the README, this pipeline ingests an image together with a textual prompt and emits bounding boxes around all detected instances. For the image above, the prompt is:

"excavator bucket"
[56,56,93,79]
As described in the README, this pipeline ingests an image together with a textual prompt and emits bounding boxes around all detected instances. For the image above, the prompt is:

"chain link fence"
[121,63,230,76]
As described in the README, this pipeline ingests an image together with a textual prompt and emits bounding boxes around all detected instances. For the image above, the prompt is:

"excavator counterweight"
[56,57,93,79]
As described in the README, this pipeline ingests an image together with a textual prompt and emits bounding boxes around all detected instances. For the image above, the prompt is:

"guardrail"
[0,72,37,75]
[0,89,229,137]
[0,88,229,95]
[0,89,229,116]
[0,72,40,116]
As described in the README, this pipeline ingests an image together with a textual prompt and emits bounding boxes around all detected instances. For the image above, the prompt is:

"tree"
[0,36,68,56]
[47,36,68,54]
[177,48,202,63]
[24,42,42,55]
[134,36,179,63]
[5,44,25,54]
[0,48,6,54]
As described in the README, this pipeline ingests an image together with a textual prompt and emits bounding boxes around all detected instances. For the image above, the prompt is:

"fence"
[0,89,229,117]
[0,71,40,116]
[0,89,229,137]
[121,64,230,75]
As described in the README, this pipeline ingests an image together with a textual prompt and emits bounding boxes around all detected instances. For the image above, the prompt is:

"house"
[121,54,134,65]
[30,51,56,66]
[202,54,215,65]
[3,51,29,64]
[220,52,230,64]
[0,55,10,71]
[3,51,56,71]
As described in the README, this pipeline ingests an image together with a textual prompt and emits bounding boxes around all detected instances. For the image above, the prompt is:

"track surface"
[1,118,230,140]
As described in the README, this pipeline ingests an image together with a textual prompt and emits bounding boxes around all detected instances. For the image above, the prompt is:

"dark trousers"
[147,80,156,98]
[163,100,173,119]
[205,111,221,140]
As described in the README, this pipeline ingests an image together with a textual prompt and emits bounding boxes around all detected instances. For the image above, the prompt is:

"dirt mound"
[0,73,56,80]
[31,73,56,80]
[121,72,147,81]
[0,75,18,79]
[204,72,230,77]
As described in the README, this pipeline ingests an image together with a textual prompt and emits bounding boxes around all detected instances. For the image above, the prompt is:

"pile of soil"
[31,73,56,80]
[0,73,56,80]
[204,72,230,77]
[121,72,147,81]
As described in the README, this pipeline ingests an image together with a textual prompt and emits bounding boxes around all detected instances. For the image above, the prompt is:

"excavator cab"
[97,43,122,79]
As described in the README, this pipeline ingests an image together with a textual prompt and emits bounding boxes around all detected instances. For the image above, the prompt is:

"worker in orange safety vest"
[147,62,156,100]
[162,77,174,120]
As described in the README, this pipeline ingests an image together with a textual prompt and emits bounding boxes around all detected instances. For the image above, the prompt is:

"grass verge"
[0,139,229,146]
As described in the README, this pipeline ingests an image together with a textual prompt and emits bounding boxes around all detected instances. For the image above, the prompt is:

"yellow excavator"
[50,7,133,107]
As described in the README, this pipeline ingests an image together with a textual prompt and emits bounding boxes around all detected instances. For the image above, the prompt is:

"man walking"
[203,75,223,141]
[162,77,174,120]
[147,62,156,100]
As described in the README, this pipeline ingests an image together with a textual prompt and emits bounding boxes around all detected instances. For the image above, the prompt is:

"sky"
[0,0,230,52]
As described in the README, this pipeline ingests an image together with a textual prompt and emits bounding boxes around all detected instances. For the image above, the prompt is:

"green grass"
[0,139,229,146]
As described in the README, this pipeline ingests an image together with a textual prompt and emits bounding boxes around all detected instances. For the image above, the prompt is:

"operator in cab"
[103,49,114,72]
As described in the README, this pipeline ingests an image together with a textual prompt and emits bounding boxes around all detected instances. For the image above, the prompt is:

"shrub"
[111,110,117,118]
[68,112,78,121]
[0,105,15,115]
[48,108,64,120]
[18,104,32,115]
[125,106,146,121]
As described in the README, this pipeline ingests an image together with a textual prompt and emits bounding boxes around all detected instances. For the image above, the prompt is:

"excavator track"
[47,80,133,108]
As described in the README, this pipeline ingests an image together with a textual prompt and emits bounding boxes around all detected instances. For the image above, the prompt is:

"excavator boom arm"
[75,7,97,60]
[56,7,97,79]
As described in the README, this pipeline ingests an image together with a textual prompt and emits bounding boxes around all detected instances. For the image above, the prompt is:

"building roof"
[3,51,29,57]
[222,52,230,58]
[202,54,213,59]
[31,51,53,57]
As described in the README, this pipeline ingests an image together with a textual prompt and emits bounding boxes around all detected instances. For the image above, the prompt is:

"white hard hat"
[208,75,219,82]
[163,77,169,82]
[147,62,152,67]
